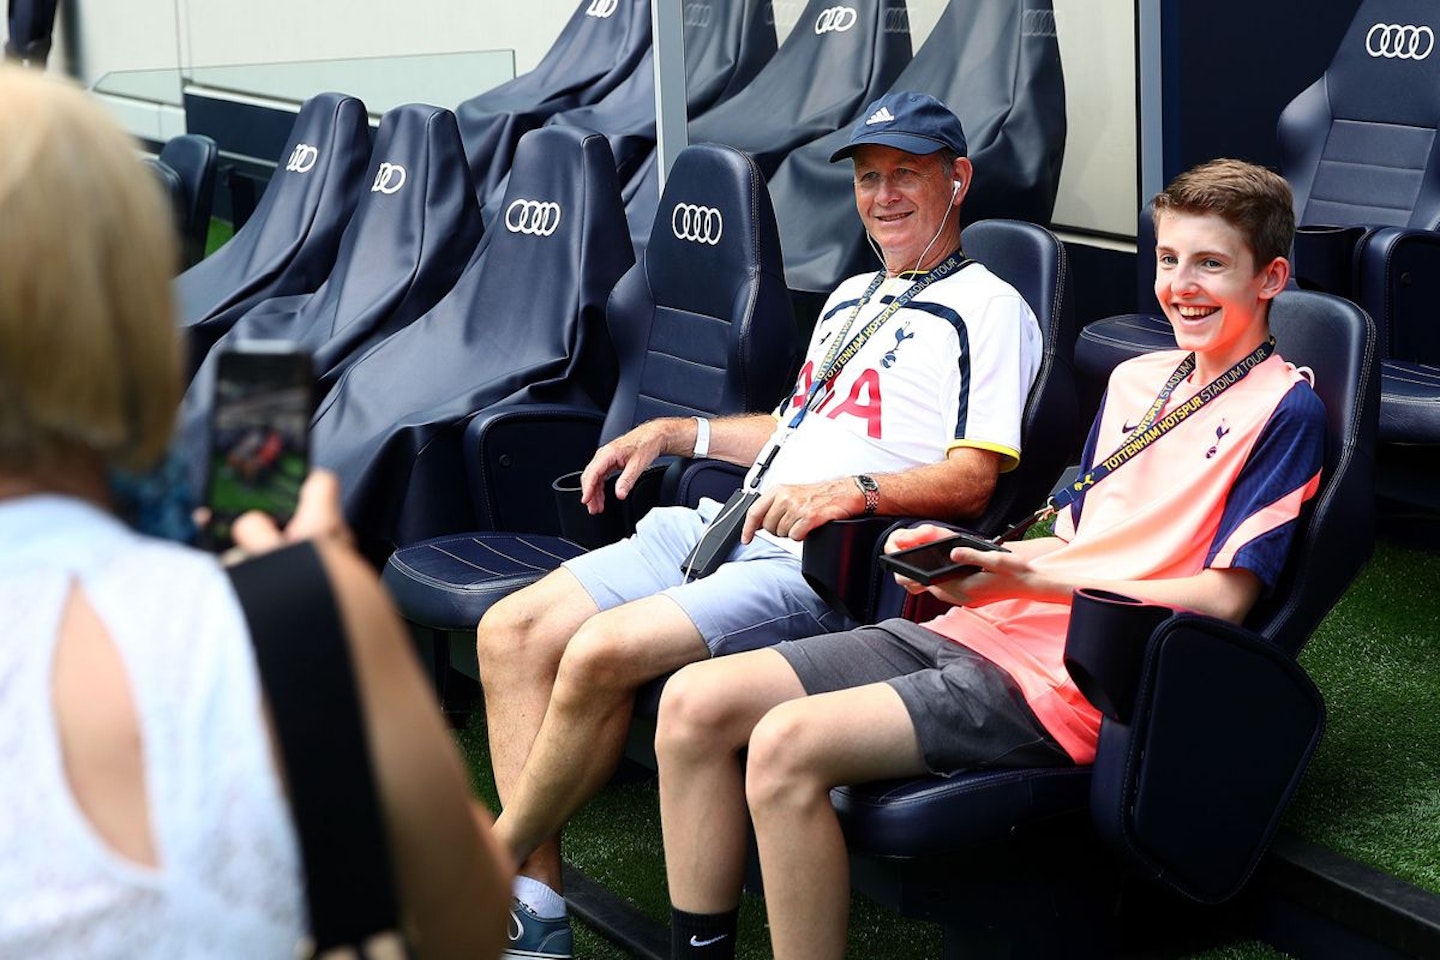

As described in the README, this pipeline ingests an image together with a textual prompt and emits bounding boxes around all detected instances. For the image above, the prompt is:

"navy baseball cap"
[829,91,968,163]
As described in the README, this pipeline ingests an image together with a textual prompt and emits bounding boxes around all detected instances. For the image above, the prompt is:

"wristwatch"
[854,474,880,516]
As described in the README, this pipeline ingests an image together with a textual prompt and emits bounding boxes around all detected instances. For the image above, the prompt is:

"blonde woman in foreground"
[0,66,511,958]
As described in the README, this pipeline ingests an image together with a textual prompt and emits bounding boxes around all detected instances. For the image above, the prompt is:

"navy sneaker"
[503,899,573,960]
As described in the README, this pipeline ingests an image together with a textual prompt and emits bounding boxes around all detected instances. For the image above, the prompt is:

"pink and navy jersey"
[926,349,1325,763]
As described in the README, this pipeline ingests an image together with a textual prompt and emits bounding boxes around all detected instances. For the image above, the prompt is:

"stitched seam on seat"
[466,538,554,573]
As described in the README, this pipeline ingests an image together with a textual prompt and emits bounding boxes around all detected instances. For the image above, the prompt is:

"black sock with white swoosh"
[671,906,739,959]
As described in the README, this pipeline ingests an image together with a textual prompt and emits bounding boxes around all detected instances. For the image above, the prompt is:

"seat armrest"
[1356,225,1440,362]
[1089,614,1325,904]
[463,403,605,532]
[659,457,747,509]
[801,517,971,624]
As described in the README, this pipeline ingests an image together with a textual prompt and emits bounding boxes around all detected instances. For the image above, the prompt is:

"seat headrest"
[1322,0,1440,126]
[247,92,374,241]
[472,126,634,346]
[175,92,372,331]
[644,142,784,309]
[686,0,912,171]
[457,0,652,118]
[319,103,481,342]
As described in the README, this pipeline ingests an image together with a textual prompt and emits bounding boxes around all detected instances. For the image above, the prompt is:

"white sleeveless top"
[0,496,307,957]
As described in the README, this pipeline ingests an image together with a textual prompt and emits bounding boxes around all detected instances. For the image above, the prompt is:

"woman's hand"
[227,469,356,558]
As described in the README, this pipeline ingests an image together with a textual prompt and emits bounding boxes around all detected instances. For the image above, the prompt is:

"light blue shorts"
[562,499,854,657]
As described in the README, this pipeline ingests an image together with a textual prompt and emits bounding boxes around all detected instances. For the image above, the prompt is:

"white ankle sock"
[514,875,567,919]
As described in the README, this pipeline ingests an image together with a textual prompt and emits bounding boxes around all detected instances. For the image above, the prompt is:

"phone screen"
[879,532,1009,585]
[203,344,312,549]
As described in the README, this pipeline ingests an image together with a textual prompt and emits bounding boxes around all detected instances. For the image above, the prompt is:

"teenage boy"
[654,157,1326,960]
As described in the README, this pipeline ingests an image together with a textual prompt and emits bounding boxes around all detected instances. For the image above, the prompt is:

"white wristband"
[692,416,711,458]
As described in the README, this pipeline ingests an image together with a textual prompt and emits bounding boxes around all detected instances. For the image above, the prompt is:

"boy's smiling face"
[1154,210,1290,378]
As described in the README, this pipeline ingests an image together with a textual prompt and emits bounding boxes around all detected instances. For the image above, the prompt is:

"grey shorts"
[774,618,1072,776]
[563,499,853,657]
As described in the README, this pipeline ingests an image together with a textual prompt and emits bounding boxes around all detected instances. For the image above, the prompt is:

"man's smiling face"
[852,144,965,274]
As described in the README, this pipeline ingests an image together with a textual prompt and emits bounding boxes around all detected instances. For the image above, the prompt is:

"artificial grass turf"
[454,713,1298,959]
[1287,537,1440,893]
[205,218,234,256]
[449,536,1440,956]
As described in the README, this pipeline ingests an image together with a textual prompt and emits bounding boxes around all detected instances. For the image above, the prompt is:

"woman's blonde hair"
[0,66,180,477]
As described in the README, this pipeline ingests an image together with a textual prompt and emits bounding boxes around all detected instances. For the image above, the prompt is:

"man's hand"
[228,469,356,557]
[740,477,864,543]
[578,419,679,515]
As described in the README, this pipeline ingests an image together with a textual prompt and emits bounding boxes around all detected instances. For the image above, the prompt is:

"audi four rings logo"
[1366,23,1434,59]
[814,6,856,33]
[371,162,407,194]
[671,204,723,244]
[506,199,563,236]
[586,0,617,17]
[285,143,318,173]
[684,1,712,27]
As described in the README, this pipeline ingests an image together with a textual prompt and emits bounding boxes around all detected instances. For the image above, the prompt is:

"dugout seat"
[176,92,371,379]
[457,0,652,203]
[380,143,799,686]
[481,0,777,221]
[768,0,1067,294]
[622,0,911,253]
[1075,0,1440,472]
[814,290,1377,956]
[150,133,218,271]
[177,103,482,498]
[310,125,633,553]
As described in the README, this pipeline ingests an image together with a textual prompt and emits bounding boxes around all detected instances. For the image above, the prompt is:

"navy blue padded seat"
[310,126,634,551]
[823,290,1377,952]
[383,142,798,657]
[767,0,1067,294]
[1079,0,1440,454]
[482,0,777,221]
[152,134,218,270]
[176,93,371,379]
[622,0,911,254]
[1379,362,1440,443]
[457,0,652,204]
[177,103,483,497]
[385,532,588,630]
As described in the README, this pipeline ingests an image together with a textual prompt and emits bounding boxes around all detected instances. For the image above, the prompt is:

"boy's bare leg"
[658,648,809,913]
[745,683,928,960]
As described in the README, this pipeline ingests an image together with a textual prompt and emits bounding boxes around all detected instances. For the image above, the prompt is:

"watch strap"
[854,474,879,516]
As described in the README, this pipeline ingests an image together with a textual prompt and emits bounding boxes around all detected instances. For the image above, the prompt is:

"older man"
[480,91,1042,960]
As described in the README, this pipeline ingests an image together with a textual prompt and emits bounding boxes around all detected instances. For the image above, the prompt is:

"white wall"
[59,0,572,82]
[36,0,1136,240]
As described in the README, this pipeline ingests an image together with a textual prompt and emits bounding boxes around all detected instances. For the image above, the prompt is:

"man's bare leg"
[476,567,599,891]
[495,592,709,867]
